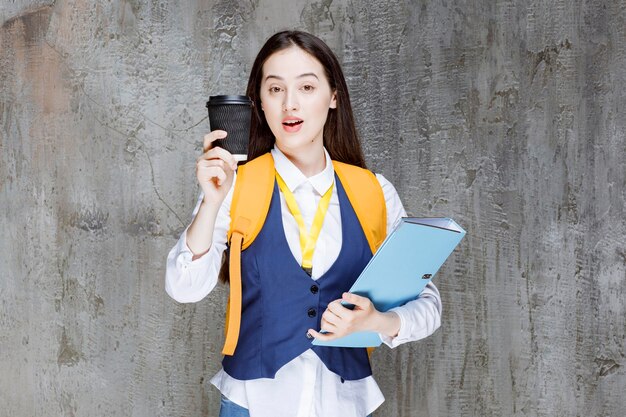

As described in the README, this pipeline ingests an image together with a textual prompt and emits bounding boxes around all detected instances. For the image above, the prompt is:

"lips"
[282,117,303,132]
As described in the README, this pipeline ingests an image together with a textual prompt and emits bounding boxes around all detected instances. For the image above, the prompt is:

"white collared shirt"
[165,146,442,417]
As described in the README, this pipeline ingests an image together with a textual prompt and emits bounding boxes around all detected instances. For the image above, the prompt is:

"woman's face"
[259,46,336,156]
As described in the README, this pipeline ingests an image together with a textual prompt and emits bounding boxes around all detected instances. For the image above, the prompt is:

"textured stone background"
[1,1,625,416]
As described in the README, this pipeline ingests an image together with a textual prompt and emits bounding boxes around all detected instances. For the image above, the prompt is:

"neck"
[278,145,326,177]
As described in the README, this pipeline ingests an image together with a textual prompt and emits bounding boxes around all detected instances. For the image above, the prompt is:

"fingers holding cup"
[203,130,227,153]
[199,144,238,172]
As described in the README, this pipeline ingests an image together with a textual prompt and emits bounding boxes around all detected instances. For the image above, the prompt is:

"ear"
[329,91,337,109]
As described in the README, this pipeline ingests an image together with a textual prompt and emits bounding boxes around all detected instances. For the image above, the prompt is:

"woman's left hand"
[307,293,400,341]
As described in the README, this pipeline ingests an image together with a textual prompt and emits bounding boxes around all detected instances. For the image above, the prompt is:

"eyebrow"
[264,72,320,82]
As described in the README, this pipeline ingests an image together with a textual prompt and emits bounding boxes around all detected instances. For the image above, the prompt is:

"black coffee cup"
[206,95,253,161]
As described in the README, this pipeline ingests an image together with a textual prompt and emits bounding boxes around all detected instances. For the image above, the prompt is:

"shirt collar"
[271,146,335,195]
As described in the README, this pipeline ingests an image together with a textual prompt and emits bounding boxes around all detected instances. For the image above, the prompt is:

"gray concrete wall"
[1,1,624,416]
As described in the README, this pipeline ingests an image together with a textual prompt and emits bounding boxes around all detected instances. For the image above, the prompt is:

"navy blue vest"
[222,175,374,381]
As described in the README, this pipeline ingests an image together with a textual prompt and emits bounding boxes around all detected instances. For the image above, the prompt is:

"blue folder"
[312,217,466,348]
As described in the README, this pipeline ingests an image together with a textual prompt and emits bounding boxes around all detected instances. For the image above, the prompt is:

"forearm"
[372,311,401,338]
[185,198,222,257]
[165,186,233,303]
[381,282,442,347]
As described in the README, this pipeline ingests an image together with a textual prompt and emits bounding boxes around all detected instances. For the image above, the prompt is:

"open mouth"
[282,120,303,127]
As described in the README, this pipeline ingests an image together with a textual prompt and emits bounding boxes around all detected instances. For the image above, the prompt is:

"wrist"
[373,311,400,338]
[201,193,216,206]
[200,195,222,212]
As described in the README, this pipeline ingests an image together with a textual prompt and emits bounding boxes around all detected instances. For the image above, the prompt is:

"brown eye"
[302,85,314,92]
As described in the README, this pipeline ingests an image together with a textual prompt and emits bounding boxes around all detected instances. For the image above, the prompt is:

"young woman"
[165,31,442,417]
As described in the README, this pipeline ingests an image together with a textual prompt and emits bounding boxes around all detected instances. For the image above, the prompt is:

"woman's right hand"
[196,130,238,206]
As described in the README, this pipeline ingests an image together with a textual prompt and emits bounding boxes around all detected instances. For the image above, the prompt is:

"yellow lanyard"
[276,171,334,276]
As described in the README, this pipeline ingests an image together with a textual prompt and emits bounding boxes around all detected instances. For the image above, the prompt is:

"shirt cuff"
[379,308,411,348]
[379,293,442,348]
[165,227,221,303]
[176,227,213,270]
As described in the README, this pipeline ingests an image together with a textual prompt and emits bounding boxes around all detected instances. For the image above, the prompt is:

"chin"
[279,137,319,151]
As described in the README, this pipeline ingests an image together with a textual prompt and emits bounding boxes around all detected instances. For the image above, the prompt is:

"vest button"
[310,285,319,294]
[307,308,317,318]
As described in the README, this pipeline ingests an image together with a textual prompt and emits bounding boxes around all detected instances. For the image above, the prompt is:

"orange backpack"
[222,153,387,356]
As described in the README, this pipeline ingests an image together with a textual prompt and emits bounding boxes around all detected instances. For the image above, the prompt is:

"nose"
[283,90,299,112]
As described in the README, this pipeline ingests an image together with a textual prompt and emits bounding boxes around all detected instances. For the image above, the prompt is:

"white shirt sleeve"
[374,173,443,348]
[164,174,236,303]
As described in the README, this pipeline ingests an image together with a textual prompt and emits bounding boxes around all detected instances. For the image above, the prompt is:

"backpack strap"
[222,153,275,356]
[332,161,387,253]
[228,152,275,250]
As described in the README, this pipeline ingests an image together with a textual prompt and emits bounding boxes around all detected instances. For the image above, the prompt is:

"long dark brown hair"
[220,31,366,283]
[245,30,366,167]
